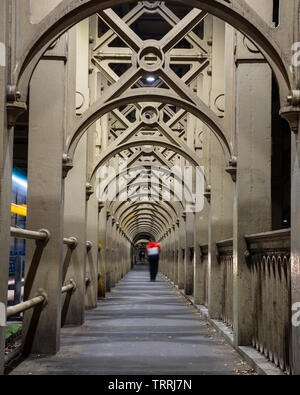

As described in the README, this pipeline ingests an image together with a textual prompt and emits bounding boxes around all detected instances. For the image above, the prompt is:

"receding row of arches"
[1,0,300,376]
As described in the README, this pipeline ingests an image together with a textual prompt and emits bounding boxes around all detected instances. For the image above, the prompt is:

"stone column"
[62,26,88,326]
[290,127,300,374]
[173,221,179,285]
[278,0,300,376]
[232,10,272,345]
[22,36,68,355]
[106,212,113,291]
[170,227,175,283]
[98,204,106,297]
[185,212,194,296]
[185,111,196,296]
[62,134,87,326]
[86,192,99,309]
[178,215,186,289]
[110,218,117,287]
[207,17,234,318]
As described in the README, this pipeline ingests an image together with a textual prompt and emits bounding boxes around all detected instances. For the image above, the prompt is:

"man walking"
[146,240,161,282]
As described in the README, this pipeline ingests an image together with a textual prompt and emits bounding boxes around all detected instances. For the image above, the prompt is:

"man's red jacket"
[146,241,161,253]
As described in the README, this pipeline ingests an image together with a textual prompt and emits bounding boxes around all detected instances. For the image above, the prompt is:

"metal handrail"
[85,276,91,286]
[10,227,50,242]
[7,295,45,318]
[62,280,76,294]
[63,237,78,248]
[86,241,93,250]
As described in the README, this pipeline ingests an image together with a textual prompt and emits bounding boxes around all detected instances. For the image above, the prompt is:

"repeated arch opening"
[122,210,168,230]
[106,190,182,240]
[118,202,175,226]
[123,211,169,233]
[110,192,181,217]
[97,172,195,212]
[113,199,179,222]
[11,1,294,190]
[127,219,163,235]
[67,90,233,171]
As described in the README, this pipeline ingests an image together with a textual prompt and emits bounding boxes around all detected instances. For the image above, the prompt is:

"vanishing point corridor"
[1,0,300,379]
[9,266,253,376]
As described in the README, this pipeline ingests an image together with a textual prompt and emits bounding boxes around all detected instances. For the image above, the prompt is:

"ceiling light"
[146,75,156,83]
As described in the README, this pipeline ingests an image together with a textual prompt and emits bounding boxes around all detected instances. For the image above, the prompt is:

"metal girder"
[99,159,196,201]
[90,117,205,184]
[133,232,155,243]
[102,178,186,210]
[121,207,171,229]
[66,89,232,163]
[108,190,182,237]
[117,202,174,226]
[12,0,293,106]
[128,222,161,237]
[124,213,166,233]
[127,220,163,235]
[89,135,204,185]
[111,196,179,222]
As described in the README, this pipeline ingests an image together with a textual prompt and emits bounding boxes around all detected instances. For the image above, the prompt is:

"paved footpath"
[10,266,254,375]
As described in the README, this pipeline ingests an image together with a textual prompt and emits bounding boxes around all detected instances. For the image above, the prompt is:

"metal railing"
[61,280,76,294]
[7,293,46,318]
[217,239,233,328]
[245,228,291,374]
[63,237,78,248]
[7,278,78,318]
[10,227,50,242]
[11,227,80,250]
[86,241,93,250]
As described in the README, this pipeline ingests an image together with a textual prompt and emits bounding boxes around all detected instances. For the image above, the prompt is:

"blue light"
[12,172,28,191]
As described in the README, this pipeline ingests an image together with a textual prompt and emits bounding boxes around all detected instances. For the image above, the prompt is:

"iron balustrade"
[245,229,291,374]
[217,239,233,328]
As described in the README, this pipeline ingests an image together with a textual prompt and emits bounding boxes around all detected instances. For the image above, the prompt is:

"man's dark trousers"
[149,255,159,281]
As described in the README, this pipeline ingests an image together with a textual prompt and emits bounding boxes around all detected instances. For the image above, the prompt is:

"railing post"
[22,36,67,356]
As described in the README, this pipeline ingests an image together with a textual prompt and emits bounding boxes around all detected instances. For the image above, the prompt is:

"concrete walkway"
[10,266,254,375]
